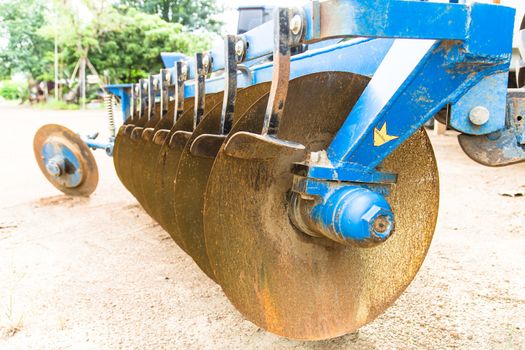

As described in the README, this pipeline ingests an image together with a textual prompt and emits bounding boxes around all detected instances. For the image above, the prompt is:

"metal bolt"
[182,65,188,80]
[372,215,391,234]
[469,106,490,126]
[45,159,62,177]
[202,54,211,70]
[290,14,303,36]
[235,40,245,58]
[310,152,320,163]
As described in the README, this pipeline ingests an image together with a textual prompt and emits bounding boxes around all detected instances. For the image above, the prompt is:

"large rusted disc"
[34,124,99,197]
[150,93,222,254]
[204,72,439,340]
[173,83,270,279]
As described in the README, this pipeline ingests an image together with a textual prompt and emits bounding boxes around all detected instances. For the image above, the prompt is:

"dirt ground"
[0,103,524,349]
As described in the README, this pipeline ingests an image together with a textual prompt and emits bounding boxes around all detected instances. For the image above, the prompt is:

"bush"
[34,100,80,110]
[0,80,25,100]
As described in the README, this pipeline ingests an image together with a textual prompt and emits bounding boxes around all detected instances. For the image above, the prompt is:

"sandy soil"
[0,104,524,349]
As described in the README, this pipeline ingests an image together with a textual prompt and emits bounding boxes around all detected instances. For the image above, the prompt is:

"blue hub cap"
[41,142,83,188]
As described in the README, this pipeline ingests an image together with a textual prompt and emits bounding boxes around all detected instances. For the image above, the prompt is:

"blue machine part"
[310,186,395,246]
[41,142,83,189]
[160,52,187,69]
[103,0,517,246]
[106,84,132,124]
[450,72,509,135]
[81,136,114,156]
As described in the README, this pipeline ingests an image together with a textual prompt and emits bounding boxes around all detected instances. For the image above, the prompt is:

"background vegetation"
[0,0,221,101]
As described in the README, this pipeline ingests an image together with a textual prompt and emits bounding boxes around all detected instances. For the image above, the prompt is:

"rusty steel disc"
[113,102,151,196]
[34,124,99,197]
[137,99,195,217]
[173,83,271,279]
[149,93,223,254]
[127,103,163,206]
[112,97,138,192]
[204,72,439,340]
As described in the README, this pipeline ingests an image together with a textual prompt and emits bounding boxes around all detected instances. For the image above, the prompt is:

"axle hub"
[290,186,395,247]
[45,156,65,177]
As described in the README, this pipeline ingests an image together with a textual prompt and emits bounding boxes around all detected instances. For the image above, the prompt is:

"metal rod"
[174,61,186,124]
[194,53,208,130]
[221,35,239,134]
[262,8,292,136]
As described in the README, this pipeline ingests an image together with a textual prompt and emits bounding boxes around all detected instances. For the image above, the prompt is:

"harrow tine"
[152,62,188,146]
[190,35,242,158]
[224,7,305,160]
[171,53,211,147]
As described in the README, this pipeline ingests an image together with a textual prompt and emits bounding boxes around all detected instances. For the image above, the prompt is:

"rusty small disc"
[113,103,151,196]
[137,99,195,217]
[204,72,439,340]
[173,83,271,279]
[34,124,99,197]
[149,93,222,254]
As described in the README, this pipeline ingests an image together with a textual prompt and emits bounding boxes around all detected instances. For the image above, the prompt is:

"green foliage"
[0,0,218,97]
[118,0,222,33]
[0,80,26,100]
[0,0,53,79]
[33,100,80,110]
[88,7,213,82]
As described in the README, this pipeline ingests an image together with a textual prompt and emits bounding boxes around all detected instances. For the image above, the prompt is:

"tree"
[118,0,222,33]
[0,0,216,86]
[0,0,53,79]
[89,8,213,82]
[38,3,213,83]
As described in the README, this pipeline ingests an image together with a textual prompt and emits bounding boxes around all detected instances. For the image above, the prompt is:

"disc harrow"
[33,0,524,340]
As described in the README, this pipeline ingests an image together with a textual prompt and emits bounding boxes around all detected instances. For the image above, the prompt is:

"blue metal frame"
[106,84,132,124]
[105,1,514,178]
[100,0,517,245]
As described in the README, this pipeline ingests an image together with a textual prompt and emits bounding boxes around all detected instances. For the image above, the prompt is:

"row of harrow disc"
[113,72,440,340]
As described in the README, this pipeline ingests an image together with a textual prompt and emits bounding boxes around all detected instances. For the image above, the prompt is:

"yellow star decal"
[374,122,398,147]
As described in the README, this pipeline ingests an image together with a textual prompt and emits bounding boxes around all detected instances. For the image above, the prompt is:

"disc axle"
[290,186,395,247]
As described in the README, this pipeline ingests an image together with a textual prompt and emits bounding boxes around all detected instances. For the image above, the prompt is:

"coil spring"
[104,94,116,138]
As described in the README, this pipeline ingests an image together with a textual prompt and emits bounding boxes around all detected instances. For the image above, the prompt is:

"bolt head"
[290,14,303,36]
[469,106,490,126]
[202,55,211,69]
[362,205,394,240]
[235,40,245,58]
[45,160,62,177]
[372,215,391,235]
[181,65,188,80]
